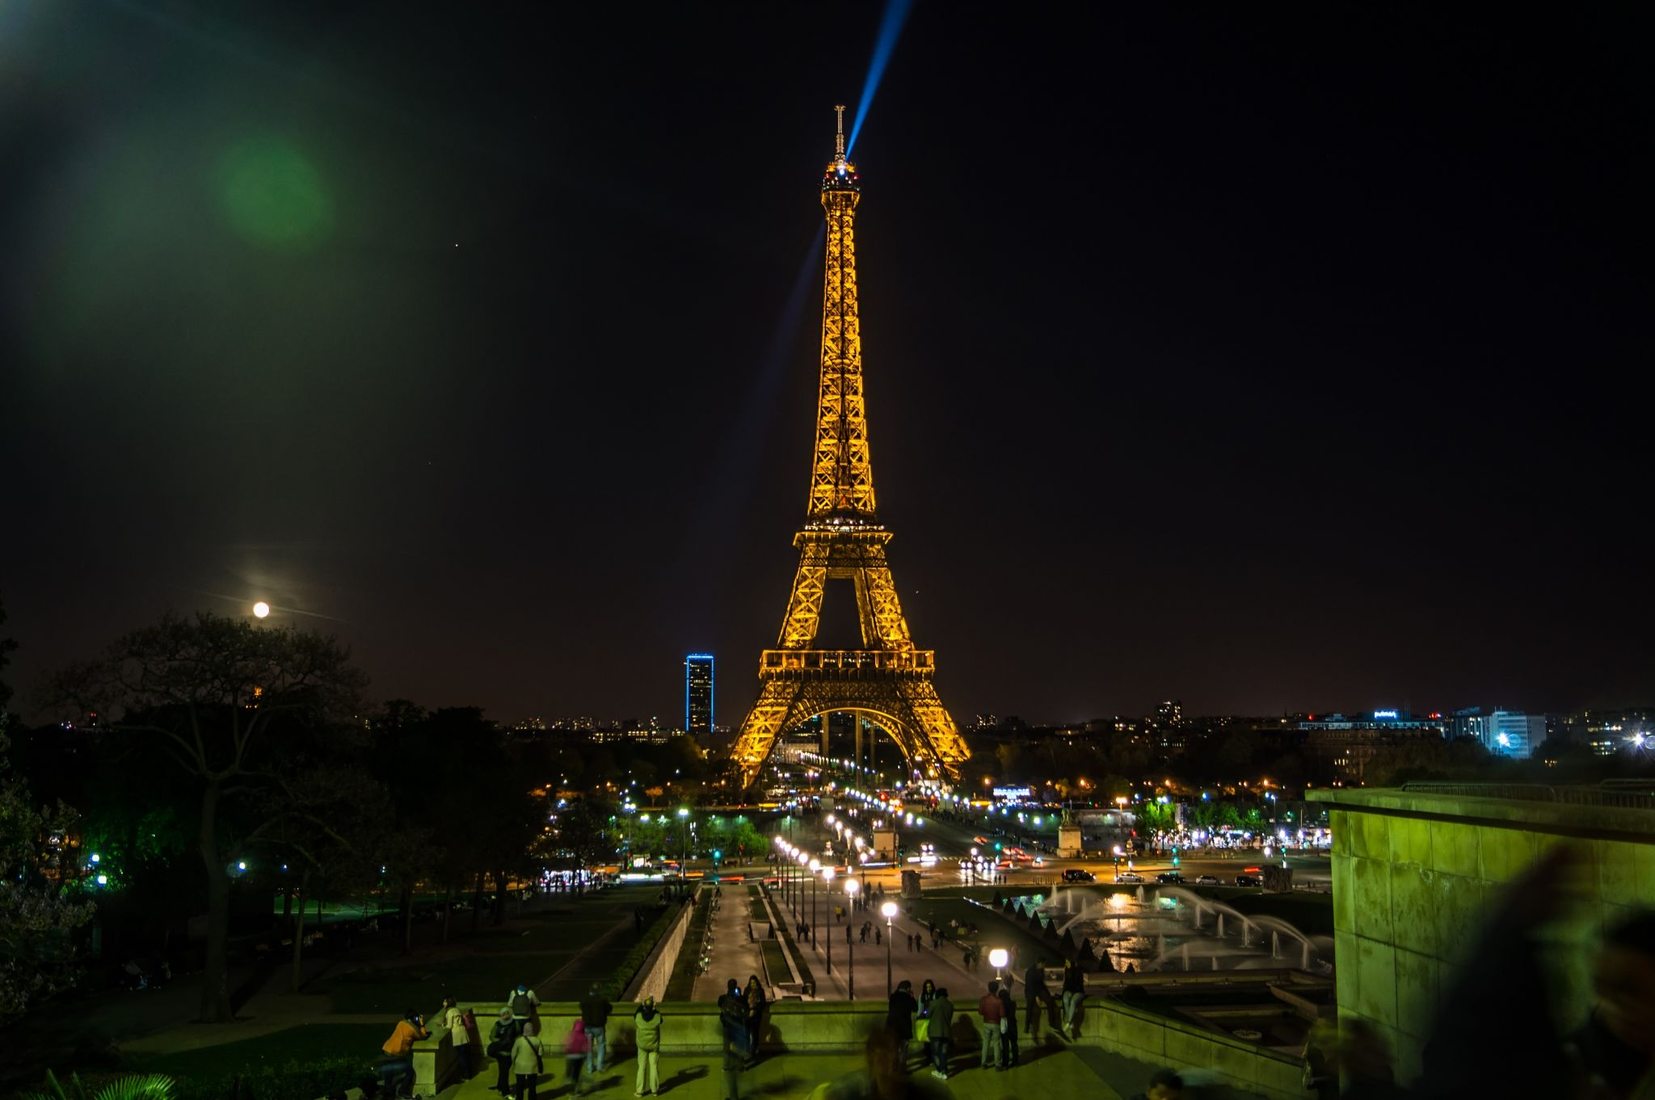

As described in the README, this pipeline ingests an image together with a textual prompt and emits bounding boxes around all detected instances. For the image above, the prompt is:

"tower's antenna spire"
[834,104,846,157]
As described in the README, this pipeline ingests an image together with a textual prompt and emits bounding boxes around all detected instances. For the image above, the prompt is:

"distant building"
[1449,707,1486,744]
[1297,711,1446,785]
[1483,710,1543,760]
[1154,700,1184,727]
[685,654,715,737]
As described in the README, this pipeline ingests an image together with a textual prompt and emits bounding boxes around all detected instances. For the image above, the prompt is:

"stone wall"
[625,889,700,1004]
[1309,787,1655,1083]
[419,997,1314,1098]
[1072,997,1311,1100]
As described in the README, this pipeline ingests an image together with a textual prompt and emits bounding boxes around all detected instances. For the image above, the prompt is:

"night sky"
[3,4,1650,728]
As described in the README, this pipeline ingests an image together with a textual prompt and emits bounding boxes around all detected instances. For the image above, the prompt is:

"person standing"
[1061,959,1086,1037]
[510,1020,546,1100]
[885,980,918,1071]
[507,983,540,1030]
[443,996,478,1082]
[580,983,613,1075]
[1024,960,1052,1040]
[977,982,1005,1070]
[928,986,955,1080]
[633,996,662,1097]
[561,1020,589,1097]
[998,981,1019,1067]
[722,1023,746,1100]
[743,975,766,1065]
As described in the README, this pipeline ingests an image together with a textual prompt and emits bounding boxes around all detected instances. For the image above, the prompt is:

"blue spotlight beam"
[845,0,914,157]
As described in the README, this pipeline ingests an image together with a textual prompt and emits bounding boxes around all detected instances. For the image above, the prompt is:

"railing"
[1400,781,1655,811]
[759,649,935,674]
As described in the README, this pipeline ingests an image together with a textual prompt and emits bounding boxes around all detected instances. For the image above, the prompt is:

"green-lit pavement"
[435,1047,1126,1099]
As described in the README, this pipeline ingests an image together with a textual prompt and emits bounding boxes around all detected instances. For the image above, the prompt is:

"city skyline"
[3,6,1650,725]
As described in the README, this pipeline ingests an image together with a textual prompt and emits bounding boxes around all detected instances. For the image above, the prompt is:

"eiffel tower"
[731,107,970,791]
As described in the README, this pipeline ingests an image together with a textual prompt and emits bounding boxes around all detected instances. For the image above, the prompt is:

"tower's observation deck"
[730,107,968,790]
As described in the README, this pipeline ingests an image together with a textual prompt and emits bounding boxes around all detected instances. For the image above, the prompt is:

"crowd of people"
[366,858,1655,1100]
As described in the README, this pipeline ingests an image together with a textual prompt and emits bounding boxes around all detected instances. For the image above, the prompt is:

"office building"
[684,653,715,738]
[1484,710,1544,760]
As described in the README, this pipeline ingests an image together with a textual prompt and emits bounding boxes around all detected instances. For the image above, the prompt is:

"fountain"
[1250,916,1325,971]
[1031,884,1330,976]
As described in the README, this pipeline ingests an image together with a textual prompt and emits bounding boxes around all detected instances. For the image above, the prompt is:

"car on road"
[1115,871,1145,884]
[1233,874,1262,887]
[1194,874,1220,885]
[1061,869,1095,883]
[1155,871,1184,884]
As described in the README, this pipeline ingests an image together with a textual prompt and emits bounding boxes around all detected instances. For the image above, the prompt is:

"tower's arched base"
[731,653,967,790]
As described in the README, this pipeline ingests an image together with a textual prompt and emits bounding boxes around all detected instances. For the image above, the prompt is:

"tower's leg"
[731,679,801,788]
[896,679,970,777]
[777,564,828,649]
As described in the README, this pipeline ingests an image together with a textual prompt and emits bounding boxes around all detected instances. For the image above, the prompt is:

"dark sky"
[3,3,1650,727]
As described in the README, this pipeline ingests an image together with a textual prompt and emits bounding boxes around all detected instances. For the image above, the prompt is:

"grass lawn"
[315,886,671,1012]
[125,1023,385,1080]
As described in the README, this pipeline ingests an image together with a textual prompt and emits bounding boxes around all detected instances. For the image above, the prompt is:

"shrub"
[167,1056,366,1100]
[22,1071,177,1100]
[596,906,678,1000]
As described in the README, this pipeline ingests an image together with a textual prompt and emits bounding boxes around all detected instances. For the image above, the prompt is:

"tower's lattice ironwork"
[731,108,970,790]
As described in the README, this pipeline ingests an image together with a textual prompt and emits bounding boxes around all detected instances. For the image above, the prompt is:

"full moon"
[252,601,270,619]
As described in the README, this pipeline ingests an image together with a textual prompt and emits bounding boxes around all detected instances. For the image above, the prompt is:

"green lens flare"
[215,137,332,251]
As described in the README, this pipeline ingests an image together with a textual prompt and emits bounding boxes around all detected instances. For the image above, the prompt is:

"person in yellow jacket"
[510,1020,547,1099]
[380,1009,428,1097]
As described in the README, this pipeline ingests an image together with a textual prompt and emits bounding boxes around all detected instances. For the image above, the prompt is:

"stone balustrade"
[410,995,1314,1098]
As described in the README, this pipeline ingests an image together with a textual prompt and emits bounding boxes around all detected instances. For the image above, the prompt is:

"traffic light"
[1171,848,1180,868]
[712,849,722,862]
[993,842,1002,851]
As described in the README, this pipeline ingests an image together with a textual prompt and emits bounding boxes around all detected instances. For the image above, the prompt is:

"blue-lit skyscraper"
[685,654,714,738]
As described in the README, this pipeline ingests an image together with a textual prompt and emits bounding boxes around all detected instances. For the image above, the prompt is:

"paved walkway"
[434,1046,1134,1099]
[772,891,995,1004]
[692,888,769,1000]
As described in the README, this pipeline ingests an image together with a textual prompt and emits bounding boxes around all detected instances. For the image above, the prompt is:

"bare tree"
[50,612,366,1022]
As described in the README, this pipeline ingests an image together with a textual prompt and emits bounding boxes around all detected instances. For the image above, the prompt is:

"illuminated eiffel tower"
[731,107,970,791]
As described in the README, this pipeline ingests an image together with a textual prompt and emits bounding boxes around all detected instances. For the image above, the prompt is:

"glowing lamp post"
[843,877,860,999]
[881,900,898,994]
[808,858,821,950]
[821,865,836,976]
[989,947,1009,984]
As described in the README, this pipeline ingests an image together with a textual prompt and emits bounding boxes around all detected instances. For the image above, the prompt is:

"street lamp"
[676,807,690,887]
[881,900,898,994]
[989,947,1009,984]
[843,877,860,1000]
[796,849,807,917]
[808,858,821,951]
[821,865,836,976]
